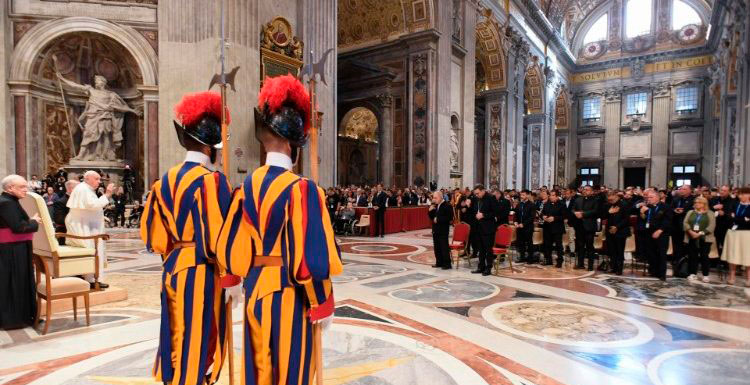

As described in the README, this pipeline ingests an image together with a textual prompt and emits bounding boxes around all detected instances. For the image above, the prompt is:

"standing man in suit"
[471,185,498,276]
[639,190,673,280]
[711,185,736,257]
[514,190,536,264]
[606,191,631,275]
[671,185,694,263]
[541,190,566,267]
[429,191,453,269]
[373,184,388,237]
[572,185,600,270]
[494,189,511,225]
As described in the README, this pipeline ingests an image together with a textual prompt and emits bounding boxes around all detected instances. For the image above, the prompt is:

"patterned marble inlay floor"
[2,229,749,385]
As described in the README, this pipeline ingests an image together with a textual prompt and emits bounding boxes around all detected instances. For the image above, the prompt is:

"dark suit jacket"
[671,195,694,226]
[356,195,369,207]
[495,197,511,225]
[540,201,566,235]
[638,202,673,235]
[605,199,631,238]
[475,194,499,235]
[514,200,536,230]
[572,195,600,232]
[429,201,453,235]
[373,191,388,210]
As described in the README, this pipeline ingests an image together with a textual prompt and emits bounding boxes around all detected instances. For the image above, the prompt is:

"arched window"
[583,13,608,43]
[672,0,702,29]
[625,0,653,38]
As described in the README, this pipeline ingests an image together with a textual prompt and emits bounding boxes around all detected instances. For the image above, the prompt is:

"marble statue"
[56,73,141,161]
[450,129,460,171]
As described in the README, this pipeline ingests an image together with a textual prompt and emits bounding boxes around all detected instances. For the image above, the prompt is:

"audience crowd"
[325,182,750,285]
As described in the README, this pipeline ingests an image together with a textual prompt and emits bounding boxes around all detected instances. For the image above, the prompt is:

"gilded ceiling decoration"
[476,18,506,90]
[524,62,544,114]
[340,107,379,143]
[337,0,433,50]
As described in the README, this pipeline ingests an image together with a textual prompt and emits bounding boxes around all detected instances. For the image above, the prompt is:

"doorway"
[624,167,646,188]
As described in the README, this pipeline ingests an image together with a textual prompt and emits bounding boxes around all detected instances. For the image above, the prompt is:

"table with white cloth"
[720,230,750,266]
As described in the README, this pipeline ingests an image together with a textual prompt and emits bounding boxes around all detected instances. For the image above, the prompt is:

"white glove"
[314,314,334,332]
[225,284,243,309]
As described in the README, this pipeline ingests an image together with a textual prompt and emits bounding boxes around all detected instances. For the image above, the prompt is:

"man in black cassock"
[429,191,453,269]
[0,175,40,330]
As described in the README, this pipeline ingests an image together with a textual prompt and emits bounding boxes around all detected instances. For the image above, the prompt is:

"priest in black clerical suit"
[428,191,453,269]
[0,175,40,330]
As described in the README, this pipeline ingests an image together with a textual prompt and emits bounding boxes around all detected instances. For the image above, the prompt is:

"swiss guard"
[141,91,240,385]
[216,74,343,385]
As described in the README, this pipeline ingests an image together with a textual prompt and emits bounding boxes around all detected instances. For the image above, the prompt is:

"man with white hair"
[66,170,114,289]
[0,175,40,329]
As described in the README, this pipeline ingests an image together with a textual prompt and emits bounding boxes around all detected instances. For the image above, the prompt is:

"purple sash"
[0,228,34,243]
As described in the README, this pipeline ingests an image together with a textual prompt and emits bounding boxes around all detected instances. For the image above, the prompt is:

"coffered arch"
[475,18,506,90]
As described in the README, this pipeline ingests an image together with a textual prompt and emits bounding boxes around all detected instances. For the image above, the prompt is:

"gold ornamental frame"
[260,16,303,81]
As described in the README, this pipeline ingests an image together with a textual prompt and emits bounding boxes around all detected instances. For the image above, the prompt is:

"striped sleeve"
[200,171,232,257]
[288,179,343,316]
[140,182,170,255]
[216,184,255,278]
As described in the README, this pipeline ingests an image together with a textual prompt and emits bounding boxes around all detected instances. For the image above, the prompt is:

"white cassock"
[65,182,110,282]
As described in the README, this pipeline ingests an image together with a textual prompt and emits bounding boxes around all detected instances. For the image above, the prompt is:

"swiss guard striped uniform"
[141,157,232,385]
[216,162,343,385]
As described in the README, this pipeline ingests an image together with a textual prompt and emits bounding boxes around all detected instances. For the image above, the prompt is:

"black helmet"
[173,91,229,149]
[255,75,310,148]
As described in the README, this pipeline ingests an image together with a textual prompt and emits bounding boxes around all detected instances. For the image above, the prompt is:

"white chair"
[33,254,91,335]
[19,192,108,290]
[353,214,371,236]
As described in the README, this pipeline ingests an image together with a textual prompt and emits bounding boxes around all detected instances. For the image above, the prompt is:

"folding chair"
[449,222,471,268]
[493,225,515,274]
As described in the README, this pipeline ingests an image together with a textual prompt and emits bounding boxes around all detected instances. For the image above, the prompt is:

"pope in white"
[65,170,114,289]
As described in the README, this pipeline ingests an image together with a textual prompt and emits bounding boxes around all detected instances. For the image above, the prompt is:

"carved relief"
[412,53,428,185]
[488,104,502,189]
[530,124,542,188]
[137,29,158,53]
[261,17,304,62]
[555,90,568,129]
[556,136,567,186]
[622,35,656,53]
[13,21,38,47]
[44,104,75,173]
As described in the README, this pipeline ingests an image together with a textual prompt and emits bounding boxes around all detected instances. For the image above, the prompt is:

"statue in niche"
[450,129,460,171]
[56,73,141,161]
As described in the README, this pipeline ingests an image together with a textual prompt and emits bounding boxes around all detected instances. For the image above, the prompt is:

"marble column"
[568,95,580,185]
[503,32,529,189]
[434,1,453,188]
[484,90,505,189]
[13,95,26,176]
[460,0,479,187]
[159,0,261,181]
[603,89,621,187]
[651,84,671,188]
[301,0,337,187]
[377,93,394,186]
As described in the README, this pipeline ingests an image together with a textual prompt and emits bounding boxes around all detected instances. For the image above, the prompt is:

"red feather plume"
[174,91,230,127]
[258,75,310,134]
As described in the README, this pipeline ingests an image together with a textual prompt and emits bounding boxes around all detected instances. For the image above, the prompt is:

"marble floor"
[2,228,749,385]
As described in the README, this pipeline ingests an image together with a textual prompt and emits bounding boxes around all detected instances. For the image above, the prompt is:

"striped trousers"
[154,264,227,385]
[243,283,315,385]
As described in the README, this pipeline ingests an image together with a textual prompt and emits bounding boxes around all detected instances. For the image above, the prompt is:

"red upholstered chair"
[449,222,471,268]
[492,225,515,274]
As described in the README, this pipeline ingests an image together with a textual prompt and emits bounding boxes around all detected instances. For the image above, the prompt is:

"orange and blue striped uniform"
[141,161,232,385]
[216,165,343,385]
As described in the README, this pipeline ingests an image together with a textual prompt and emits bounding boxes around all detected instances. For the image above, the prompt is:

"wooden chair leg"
[72,297,77,321]
[84,294,90,326]
[43,298,51,335]
[34,295,41,330]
